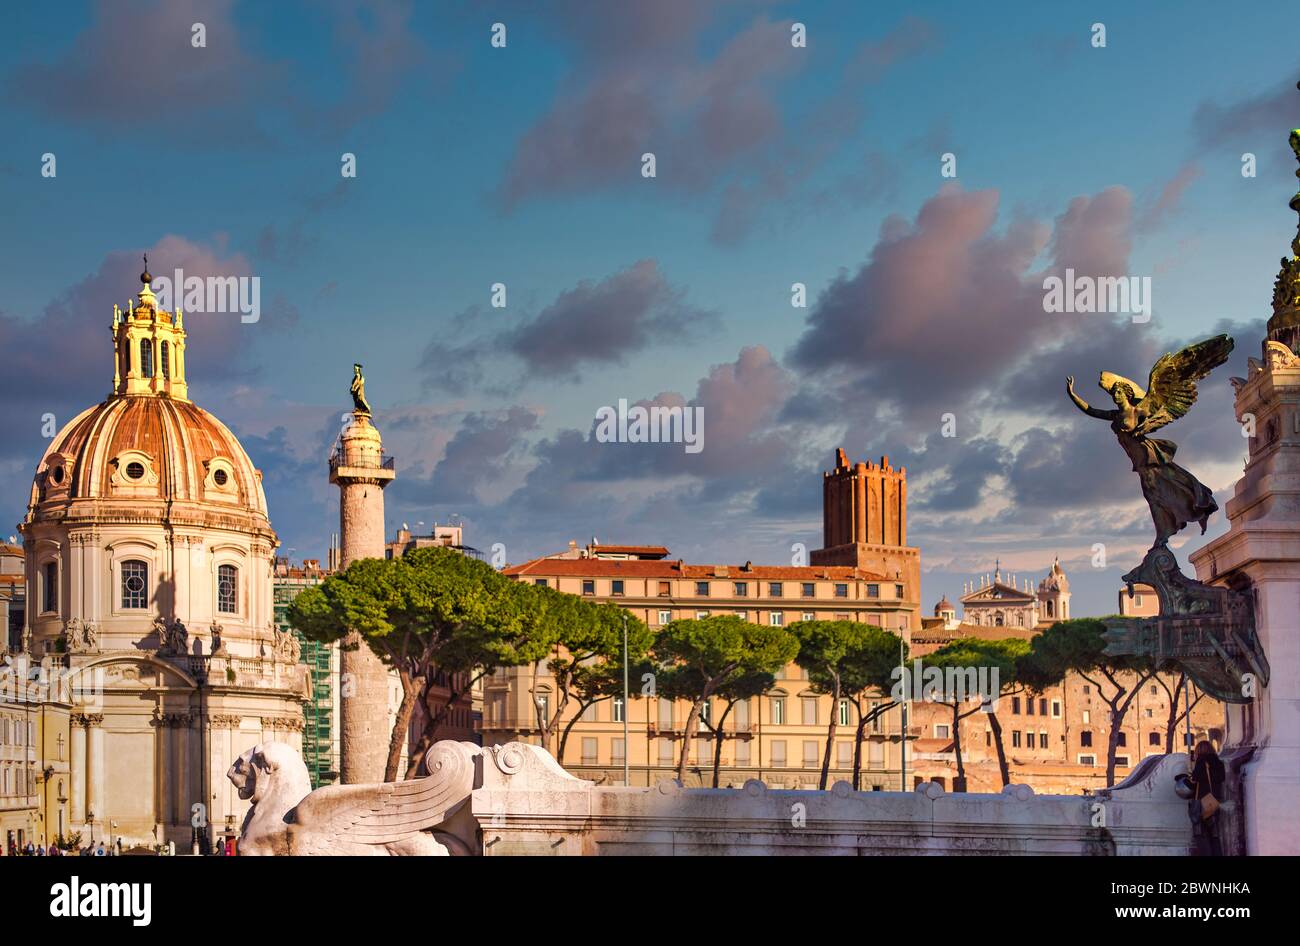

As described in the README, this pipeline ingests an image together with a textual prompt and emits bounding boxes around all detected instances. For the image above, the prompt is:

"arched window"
[217,564,238,614]
[42,562,57,614]
[160,340,170,379]
[121,560,148,609]
[140,339,154,378]
[1046,600,1055,618]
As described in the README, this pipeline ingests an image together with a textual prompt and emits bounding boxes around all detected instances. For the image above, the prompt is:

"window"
[700,701,712,725]
[217,564,238,614]
[160,340,170,379]
[1039,698,1048,715]
[935,724,950,739]
[611,738,625,766]
[734,611,747,620]
[866,584,879,598]
[1115,756,1130,768]
[582,580,595,596]
[1051,701,1061,718]
[803,741,819,768]
[837,741,852,766]
[801,698,817,726]
[121,560,148,609]
[695,610,710,619]
[42,562,57,614]
[1012,730,1022,748]
[1080,730,1093,747]
[802,611,815,622]
[125,461,145,480]
[613,697,625,723]
[1011,697,1021,714]
[581,737,597,765]
[140,339,153,377]
[769,582,783,597]
[1148,732,1161,746]
[838,700,850,726]
[1116,731,1127,747]
[695,581,710,596]
[1082,709,1090,724]
[735,739,750,765]
[1079,754,1096,766]
[734,581,748,597]
[1027,698,1035,716]
[769,611,784,626]
[770,697,785,725]
[895,584,904,598]
[533,578,547,587]
[610,580,624,596]
[801,582,815,597]
[658,738,674,764]
[770,740,787,767]
[1149,684,1159,696]
[657,610,672,625]
[835,583,848,598]
[657,581,671,597]
[1039,731,1048,749]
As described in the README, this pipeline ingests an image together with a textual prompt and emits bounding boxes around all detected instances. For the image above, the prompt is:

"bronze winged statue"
[350,363,372,415]
[1066,334,1233,548]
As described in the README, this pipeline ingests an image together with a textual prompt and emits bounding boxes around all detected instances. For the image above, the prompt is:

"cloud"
[420,259,718,393]
[1138,163,1202,233]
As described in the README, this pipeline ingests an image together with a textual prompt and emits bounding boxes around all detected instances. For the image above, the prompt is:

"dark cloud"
[420,260,718,392]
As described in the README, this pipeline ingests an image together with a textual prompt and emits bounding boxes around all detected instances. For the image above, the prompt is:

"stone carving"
[156,618,189,656]
[210,623,228,656]
[65,619,99,654]
[228,741,478,856]
[210,714,243,729]
[273,628,301,664]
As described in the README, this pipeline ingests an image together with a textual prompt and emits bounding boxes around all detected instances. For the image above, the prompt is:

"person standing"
[1190,741,1225,856]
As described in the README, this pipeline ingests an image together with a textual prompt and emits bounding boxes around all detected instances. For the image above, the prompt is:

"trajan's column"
[330,364,395,783]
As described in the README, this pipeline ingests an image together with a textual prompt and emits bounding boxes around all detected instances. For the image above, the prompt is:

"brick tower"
[810,449,920,606]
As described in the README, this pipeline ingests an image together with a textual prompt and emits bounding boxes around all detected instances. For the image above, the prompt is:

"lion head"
[227,742,311,806]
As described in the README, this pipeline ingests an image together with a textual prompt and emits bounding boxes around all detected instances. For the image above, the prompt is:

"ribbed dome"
[30,394,268,518]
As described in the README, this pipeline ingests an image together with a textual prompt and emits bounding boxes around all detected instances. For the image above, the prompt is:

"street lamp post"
[622,611,630,787]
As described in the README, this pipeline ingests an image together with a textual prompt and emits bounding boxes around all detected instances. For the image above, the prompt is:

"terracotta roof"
[913,738,955,754]
[590,544,670,558]
[504,557,886,582]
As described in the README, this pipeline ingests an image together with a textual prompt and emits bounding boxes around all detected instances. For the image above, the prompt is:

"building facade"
[16,266,308,850]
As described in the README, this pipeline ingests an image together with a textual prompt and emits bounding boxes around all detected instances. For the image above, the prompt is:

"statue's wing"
[1135,334,1233,435]
[287,742,478,851]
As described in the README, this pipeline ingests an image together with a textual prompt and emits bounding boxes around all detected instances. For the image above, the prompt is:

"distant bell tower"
[330,365,396,784]
[810,449,920,607]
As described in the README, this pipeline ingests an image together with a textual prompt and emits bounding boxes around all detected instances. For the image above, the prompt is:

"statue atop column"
[350,363,371,416]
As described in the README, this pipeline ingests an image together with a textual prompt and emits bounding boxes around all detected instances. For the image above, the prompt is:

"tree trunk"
[988,711,1010,787]
[678,696,706,783]
[711,701,735,788]
[1163,674,1184,753]
[949,703,965,790]
[385,669,424,782]
[558,698,599,766]
[818,677,840,790]
[851,700,867,791]
[404,669,485,776]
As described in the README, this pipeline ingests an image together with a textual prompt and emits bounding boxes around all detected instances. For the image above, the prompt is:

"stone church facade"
[17,265,307,849]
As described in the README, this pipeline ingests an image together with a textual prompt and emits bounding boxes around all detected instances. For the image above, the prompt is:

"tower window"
[42,562,57,614]
[121,560,148,609]
[160,340,170,379]
[140,339,154,378]
[125,462,145,480]
[218,564,238,614]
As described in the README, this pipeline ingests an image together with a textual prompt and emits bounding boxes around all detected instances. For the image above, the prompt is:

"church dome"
[30,396,268,517]
[25,266,269,523]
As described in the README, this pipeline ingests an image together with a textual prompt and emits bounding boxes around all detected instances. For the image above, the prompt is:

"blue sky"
[2,1,1297,616]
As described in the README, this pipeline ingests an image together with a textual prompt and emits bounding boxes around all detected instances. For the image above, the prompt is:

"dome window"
[125,462,146,480]
[217,564,238,614]
[121,560,148,609]
[213,469,228,486]
[50,465,65,485]
[140,340,154,378]
[160,341,170,380]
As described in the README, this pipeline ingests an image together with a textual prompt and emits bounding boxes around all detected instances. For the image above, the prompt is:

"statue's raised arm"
[1065,375,1118,421]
